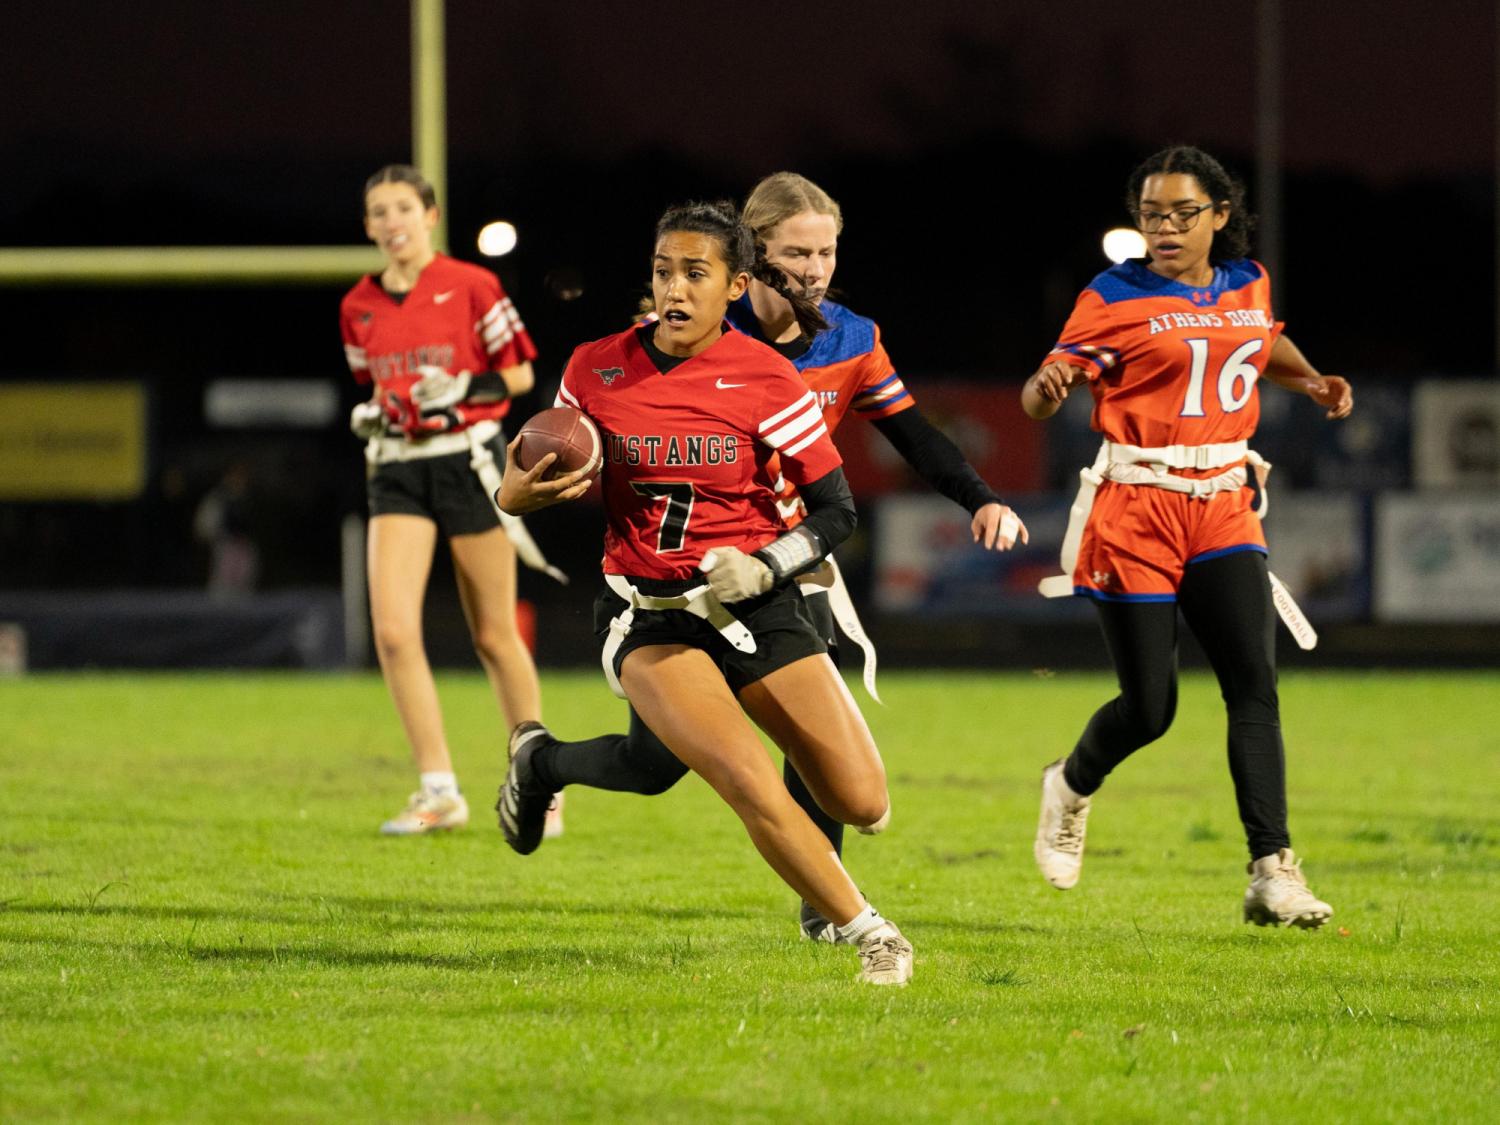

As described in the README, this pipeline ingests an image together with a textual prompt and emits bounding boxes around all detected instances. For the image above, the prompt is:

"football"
[514,406,603,483]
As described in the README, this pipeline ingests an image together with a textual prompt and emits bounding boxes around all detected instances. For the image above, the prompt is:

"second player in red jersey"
[339,164,555,840]
[341,251,534,436]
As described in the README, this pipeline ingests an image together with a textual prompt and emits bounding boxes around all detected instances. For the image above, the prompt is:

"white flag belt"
[365,419,499,464]
[599,573,756,699]
[1036,440,1314,649]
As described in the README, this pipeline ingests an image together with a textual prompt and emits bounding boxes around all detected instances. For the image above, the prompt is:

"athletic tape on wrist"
[756,525,821,580]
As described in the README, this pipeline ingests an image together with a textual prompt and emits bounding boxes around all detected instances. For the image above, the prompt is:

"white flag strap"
[805,555,881,705]
[1038,458,1105,600]
[1268,571,1317,650]
[467,427,568,585]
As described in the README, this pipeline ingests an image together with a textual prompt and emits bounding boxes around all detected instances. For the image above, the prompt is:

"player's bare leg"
[623,645,865,919]
[450,525,541,727]
[369,515,448,768]
[368,514,467,834]
[737,654,889,833]
[738,653,889,943]
[622,645,911,983]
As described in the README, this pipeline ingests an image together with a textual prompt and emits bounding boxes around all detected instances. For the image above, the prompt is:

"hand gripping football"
[514,406,603,483]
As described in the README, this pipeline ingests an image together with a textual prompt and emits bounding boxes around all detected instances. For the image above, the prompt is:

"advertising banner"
[0,382,146,500]
[1412,379,1500,488]
[1374,494,1500,622]
[873,492,1091,621]
[1262,492,1368,623]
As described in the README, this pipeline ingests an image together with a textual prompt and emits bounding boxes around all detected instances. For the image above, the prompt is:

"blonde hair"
[741,172,843,242]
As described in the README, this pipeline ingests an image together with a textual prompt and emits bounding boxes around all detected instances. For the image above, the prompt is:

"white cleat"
[380,790,469,836]
[543,791,565,840]
[855,922,914,986]
[1034,758,1090,889]
[1243,848,1333,929]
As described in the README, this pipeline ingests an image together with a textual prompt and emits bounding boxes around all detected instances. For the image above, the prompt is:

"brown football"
[514,406,603,482]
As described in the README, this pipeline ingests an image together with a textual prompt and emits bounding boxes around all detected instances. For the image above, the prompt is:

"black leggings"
[528,590,847,858]
[1062,549,1290,860]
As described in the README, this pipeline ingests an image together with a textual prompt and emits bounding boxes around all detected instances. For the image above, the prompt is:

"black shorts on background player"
[366,432,506,537]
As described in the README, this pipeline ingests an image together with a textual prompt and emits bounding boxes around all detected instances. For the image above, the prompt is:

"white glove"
[349,400,386,439]
[410,365,472,414]
[700,547,773,603]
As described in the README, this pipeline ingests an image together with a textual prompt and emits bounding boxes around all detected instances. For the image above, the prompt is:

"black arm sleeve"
[752,466,856,584]
[871,407,1003,515]
[465,371,510,403]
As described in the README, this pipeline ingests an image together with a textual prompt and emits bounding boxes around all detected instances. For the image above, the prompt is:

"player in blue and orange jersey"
[496,200,913,984]
[1023,146,1353,928]
[499,173,1027,945]
[341,164,561,838]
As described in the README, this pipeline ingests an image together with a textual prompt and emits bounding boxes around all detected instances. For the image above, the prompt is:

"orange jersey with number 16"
[1045,258,1283,449]
[1044,258,1284,601]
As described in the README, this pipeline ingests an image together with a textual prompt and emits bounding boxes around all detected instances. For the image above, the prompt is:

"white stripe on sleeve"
[758,391,817,434]
[344,344,367,371]
[761,402,825,450]
[781,421,830,458]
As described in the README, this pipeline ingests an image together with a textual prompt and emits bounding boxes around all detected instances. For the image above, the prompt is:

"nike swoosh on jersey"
[715,379,746,389]
[434,290,456,304]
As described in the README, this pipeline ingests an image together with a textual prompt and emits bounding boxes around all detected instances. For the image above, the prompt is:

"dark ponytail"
[750,251,829,339]
[1124,145,1254,263]
[653,199,828,340]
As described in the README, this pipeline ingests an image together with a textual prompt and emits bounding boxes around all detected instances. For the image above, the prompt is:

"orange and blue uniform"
[1045,258,1283,601]
[726,296,913,521]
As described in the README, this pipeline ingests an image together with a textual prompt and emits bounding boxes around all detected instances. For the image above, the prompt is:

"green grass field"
[2,670,1497,1122]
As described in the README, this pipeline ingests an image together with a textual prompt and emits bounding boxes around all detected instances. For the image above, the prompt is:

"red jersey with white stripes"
[339,253,537,430]
[557,324,842,581]
[1045,258,1283,450]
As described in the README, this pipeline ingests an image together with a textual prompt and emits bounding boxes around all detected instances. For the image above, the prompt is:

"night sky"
[2,1,1495,374]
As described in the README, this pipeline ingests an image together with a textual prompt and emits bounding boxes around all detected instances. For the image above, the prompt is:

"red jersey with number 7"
[556,324,843,581]
[1045,258,1284,450]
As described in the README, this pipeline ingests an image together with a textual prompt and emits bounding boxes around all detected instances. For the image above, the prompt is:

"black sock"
[532,707,689,796]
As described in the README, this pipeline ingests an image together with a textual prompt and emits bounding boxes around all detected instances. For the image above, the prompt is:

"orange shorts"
[1072,480,1267,601]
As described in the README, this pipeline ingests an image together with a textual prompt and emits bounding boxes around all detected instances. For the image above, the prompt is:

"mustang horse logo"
[594,367,624,385]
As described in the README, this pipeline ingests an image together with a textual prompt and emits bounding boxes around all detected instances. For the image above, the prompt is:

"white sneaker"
[855,922,914,986]
[380,790,469,836]
[543,791,566,840]
[1243,847,1333,929]
[1034,758,1090,889]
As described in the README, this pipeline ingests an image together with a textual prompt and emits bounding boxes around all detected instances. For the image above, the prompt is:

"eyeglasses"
[1129,202,1218,233]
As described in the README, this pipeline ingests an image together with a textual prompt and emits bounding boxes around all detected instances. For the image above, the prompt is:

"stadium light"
[477,221,518,257]
[1102,228,1147,263]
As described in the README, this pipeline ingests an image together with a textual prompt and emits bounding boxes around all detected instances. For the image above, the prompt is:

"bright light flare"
[1102,227,1147,263]
[477,221,518,257]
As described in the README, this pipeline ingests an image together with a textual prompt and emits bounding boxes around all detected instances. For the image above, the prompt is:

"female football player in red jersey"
[1022,145,1353,927]
[340,164,560,838]
[496,172,1026,945]
[496,199,914,984]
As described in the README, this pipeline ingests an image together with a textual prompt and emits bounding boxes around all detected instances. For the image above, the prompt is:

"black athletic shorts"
[594,577,827,693]
[366,431,505,538]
